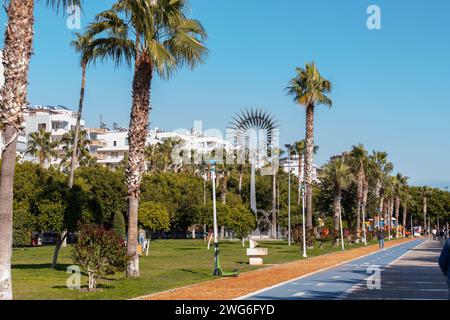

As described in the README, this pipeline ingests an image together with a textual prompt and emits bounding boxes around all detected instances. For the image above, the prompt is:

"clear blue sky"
[1,0,449,188]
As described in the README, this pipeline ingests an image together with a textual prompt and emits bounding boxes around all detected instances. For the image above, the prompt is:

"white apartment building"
[89,129,129,169]
[279,154,319,182]
[17,105,84,165]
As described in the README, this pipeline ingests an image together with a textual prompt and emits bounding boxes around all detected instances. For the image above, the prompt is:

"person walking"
[440,229,445,245]
[438,237,450,300]
[432,228,437,240]
[377,228,385,251]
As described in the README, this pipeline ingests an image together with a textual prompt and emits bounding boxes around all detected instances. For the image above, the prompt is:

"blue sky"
[1,0,449,188]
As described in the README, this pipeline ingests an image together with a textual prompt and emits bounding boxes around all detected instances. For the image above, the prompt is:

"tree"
[320,158,353,246]
[138,201,170,235]
[370,151,392,226]
[113,211,126,238]
[286,63,332,240]
[87,0,207,277]
[348,144,368,240]
[401,192,414,237]
[290,140,318,205]
[25,129,59,166]
[60,129,93,170]
[72,223,129,291]
[420,186,431,235]
[68,31,95,189]
[393,173,408,237]
[0,0,81,299]
[226,206,256,246]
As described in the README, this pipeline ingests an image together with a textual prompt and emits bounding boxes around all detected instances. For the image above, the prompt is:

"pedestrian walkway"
[240,239,428,300]
[347,239,448,300]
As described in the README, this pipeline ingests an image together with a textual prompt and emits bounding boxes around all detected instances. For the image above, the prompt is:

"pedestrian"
[440,229,445,245]
[432,228,437,241]
[438,237,450,300]
[377,228,385,251]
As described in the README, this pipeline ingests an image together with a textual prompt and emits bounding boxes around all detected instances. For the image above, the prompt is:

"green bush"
[72,223,129,291]
[13,203,34,247]
[113,211,126,238]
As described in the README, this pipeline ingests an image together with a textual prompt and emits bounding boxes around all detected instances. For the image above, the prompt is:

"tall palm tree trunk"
[402,204,408,237]
[304,104,314,229]
[238,164,243,195]
[361,180,369,242]
[0,0,34,300]
[423,196,427,236]
[68,61,87,189]
[333,187,341,246]
[389,198,394,239]
[126,54,152,278]
[395,196,400,238]
[378,194,384,228]
[0,127,18,300]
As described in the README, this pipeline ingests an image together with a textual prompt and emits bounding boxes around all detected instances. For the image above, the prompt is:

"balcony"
[90,140,107,147]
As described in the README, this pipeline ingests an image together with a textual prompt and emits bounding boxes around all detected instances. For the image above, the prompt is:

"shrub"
[72,223,129,291]
[113,211,126,238]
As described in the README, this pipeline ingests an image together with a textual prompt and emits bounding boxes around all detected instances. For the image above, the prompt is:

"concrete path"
[241,239,447,300]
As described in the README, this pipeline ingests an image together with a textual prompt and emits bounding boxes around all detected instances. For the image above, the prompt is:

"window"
[111,152,119,158]
[37,123,46,131]
[113,141,117,147]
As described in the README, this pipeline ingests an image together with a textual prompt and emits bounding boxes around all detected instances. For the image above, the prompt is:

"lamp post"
[285,144,291,246]
[210,160,220,276]
[301,184,307,257]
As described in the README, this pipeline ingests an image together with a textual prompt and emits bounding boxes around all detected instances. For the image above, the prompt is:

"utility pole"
[210,160,220,276]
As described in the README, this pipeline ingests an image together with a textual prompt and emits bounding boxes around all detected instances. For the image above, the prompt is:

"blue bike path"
[240,239,425,300]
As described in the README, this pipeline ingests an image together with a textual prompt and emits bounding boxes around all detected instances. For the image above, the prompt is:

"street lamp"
[285,144,291,246]
[301,184,307,257]
[210,160,220,276]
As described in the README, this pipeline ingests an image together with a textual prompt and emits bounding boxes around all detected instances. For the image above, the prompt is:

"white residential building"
[91,129,129,169]
[279,155,319,182]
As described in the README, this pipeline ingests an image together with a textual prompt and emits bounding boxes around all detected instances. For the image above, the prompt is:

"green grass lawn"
[12,238,383,300]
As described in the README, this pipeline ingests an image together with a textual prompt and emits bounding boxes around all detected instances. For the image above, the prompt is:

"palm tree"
[420,186,431,236]
[370,151,393,227]
[25,129,59,166]
[401,191,414,237]
[349,144,368,241]
[394,173,408,238]
[0,0,81,301]
[60,129,92,169]
[87,0,207,277]
[320,158,353,248]
[291,140,318,205]
[286,63,332,236]
[68,32,95,189]
[384,175,396,239]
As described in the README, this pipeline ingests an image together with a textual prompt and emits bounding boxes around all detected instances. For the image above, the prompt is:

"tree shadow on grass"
[51,284,115,290]
[12,263,71,272]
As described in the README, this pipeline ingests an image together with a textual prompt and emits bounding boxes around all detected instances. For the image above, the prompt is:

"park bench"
[246,239,268,265]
